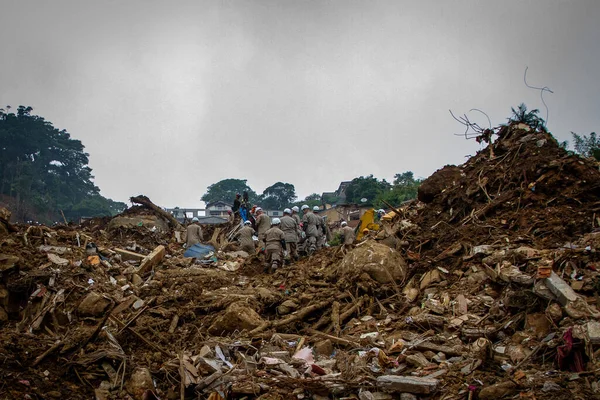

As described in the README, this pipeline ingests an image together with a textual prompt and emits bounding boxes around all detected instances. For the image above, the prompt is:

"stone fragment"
[545,272,578,306]
[586,321,600,344]
[126,368,154,400]
[208,302,264,335]
[376,375,439,394]
[131,274,143,286]
[420,270,441,290]
[546,303,563,322]
[313,339,334,357]
[455,294,468,315]
[478,381,516,400]
[77,292,111,317]
[406,353,431,368]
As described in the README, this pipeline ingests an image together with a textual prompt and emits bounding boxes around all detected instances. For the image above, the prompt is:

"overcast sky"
[1,1,599,208]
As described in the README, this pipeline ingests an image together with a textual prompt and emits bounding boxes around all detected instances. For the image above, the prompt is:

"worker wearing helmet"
[340,221,355,255]
[313,206,328,250]
[254,207,271,252]
[301,204,320,255]
[185,217,203,248]
[291,206,302,228]
[280,208,299,262]
[234,220,256,255]
[264,218,285,272]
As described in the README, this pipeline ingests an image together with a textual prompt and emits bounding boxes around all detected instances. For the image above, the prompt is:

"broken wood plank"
[114,248,145,262]
[138,245,166,274]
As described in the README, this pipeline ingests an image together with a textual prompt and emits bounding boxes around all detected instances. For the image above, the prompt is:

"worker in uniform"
[301,205,320,255]
[313,206,327,250]
[340,221,355,255]
[234,220,256,255]
[232,193,242,223]
[280,208,299,262]
[264,218,285,272]
[254,207,271,252]
[186,217,203,248]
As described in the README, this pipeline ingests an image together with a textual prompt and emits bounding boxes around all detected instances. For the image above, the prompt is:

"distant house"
[205,201,232,218]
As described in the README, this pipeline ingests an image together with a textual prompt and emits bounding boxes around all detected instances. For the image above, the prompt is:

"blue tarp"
[184,243,215,258]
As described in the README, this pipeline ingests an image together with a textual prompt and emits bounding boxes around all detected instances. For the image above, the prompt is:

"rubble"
[1,123,600,399]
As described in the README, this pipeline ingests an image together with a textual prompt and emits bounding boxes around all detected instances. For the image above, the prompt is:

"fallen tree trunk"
[130,195,183,230]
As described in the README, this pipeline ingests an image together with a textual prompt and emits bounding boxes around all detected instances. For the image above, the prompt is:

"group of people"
[184,193,361,273]
[233,203,332,272]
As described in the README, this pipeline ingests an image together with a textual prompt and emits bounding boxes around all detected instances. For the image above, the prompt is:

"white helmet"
[292,206,299,212]
[341,221,347,227]
[244,220,251,225]
[192,217,199,222]
[313,206,320,211]
[256,207,263,212]
[284,208,292,215]
[301,205,309,211]
[378,209,385,214]
[272,218,281,225]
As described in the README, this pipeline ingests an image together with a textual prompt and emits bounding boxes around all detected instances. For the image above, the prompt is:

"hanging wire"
[524,66,553,125]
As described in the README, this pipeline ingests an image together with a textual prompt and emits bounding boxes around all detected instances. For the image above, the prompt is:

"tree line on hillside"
[200,172,422,212]
[0,106,127,223]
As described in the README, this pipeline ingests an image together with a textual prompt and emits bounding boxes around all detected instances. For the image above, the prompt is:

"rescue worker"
[232,193,241,223]
[340,221,355,255]
[291,206,302,227]
[280,208,299,262]
[313,206,326,250]
[254,207,271,251]
[234,220,256,255]
[264,218,285,272]
[186,217,203,248]
[301,204,320,255]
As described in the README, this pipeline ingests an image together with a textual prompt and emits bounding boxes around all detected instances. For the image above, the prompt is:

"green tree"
[258,182,297,210]
[571,132,600,160]
[0,105,125,222]
[201,179,257,204]
[344,175,391,206]
[376,171,421,207]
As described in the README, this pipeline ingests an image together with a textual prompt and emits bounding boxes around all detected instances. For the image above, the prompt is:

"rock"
[47,253,69,266]
[546,303,563,322]
[131,274,143,286]
[542,381,562,392]
[406,353,431,368]
[404,287,419,303]
[208,302,264,335]
[420,270,441,290]
[545,271,578,306]
[455,294,468,315]
[0,254,19,272]
[138,245,166,274]
[400,394,417,400]
[314,339,334,357]
[525,313,551,339]
[478,381,516,399]
[377,375,439,394]
[586,321,600,344]
[0,306,8,323]
[277,299,298,315]
[333,241,406,284]
[108,215,169,232]
[77,292,111,317]
[126,368,154,400]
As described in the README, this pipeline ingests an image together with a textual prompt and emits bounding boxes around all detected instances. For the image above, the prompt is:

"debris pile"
[1,122,600,399]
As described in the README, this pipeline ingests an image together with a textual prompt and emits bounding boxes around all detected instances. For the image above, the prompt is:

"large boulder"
[333,240,406,284]
[209,301,264,335]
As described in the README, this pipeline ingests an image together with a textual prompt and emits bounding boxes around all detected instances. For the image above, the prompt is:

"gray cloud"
[1,0,599,207]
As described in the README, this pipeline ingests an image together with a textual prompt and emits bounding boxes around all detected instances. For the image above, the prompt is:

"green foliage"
[201,179,257,204]
[258,182,297,210]
[344,175,391,206]
[322,193,339,205]
[0,106,126,222]
[375,171,422,208]
[328,231,343,246]
[571,132,600,160]
[506,103,546,131]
